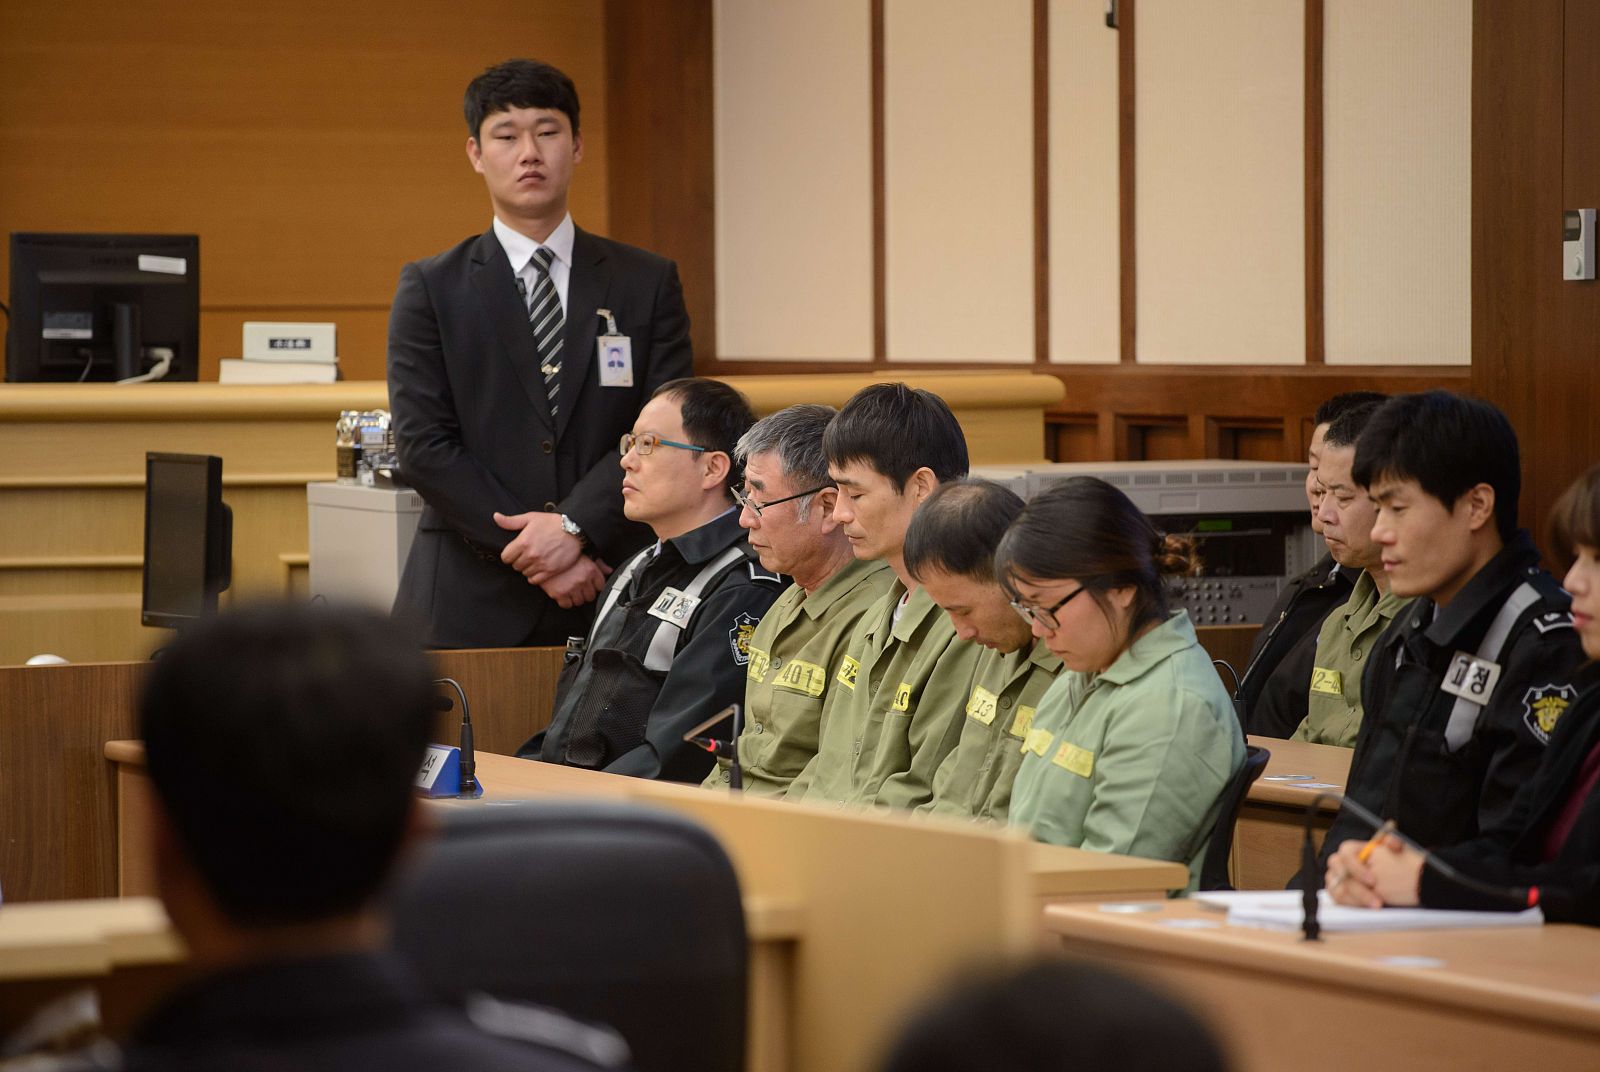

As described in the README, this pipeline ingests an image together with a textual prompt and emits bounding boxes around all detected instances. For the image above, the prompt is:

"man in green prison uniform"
[905,480,1062,822]
[788,384,980,810]
[1293,400,1413,747]
[702,406,894,795]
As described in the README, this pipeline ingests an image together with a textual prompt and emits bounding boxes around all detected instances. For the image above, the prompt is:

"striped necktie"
[516,246,564,419]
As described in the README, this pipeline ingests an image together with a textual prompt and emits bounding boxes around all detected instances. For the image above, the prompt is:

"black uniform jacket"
[531,509,784,782]
[119,952,623,1072]
[1236,555,1353,737]
[1319,531,1585,870]
[389,226,692,648]
[1423,665,1600,925]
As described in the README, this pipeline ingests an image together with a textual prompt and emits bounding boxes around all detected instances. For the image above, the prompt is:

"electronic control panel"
[970,460,1317,627]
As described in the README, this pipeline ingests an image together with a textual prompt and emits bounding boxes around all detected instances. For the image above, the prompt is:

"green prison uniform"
[788,583,979,809]
[919,638,1063,822]
[701,558,895,796]
[1009,610,1245,893]
[1292,570,1414,748]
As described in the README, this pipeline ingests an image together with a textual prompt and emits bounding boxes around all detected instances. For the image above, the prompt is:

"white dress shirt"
[492,213,575,313]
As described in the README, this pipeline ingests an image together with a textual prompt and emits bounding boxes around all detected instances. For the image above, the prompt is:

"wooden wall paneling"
[1117,0,1137,364]
[1554,0,1600,529]
[0,662,145,901]
[606,0,717,366]
[872,0,888,365]
[1205,417,1291,463]
[1303,0,1325,365]
[0,1,608,382]
[1046,364,1467,465]
[1470,0,1570,534]
[1032,0,1050,366]
[1,649,564,903]
[427,647,564,758]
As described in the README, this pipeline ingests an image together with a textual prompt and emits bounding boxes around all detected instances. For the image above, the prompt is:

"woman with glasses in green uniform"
[1000,476,1245,891]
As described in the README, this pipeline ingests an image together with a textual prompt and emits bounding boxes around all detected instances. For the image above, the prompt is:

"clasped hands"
[1324,833,1426,909]
[492,511,611,609]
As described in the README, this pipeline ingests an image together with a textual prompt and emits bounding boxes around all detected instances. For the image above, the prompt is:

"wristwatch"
[559,513,589,550]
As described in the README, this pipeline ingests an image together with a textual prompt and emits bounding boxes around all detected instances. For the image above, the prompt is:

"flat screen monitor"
[142,453,232,628]
[6,232,200,383]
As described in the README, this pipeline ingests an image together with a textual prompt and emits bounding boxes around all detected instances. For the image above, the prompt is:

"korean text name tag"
[1441,651,1502,705]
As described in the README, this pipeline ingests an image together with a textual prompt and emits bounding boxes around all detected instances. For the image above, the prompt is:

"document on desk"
[1189,891,1544,933]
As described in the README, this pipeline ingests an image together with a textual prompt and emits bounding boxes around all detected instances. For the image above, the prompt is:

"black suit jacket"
[388,226,693,648]
[1422,666,1600,925]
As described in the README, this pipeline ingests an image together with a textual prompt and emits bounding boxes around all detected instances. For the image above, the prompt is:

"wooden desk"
[106,744,1185,1072]
[457,752,1189,908]
[0,898,188,1038]
[0,650,558,904]
[0,372,1062,664]
[1234,734,1352,889]
[1044,899,1600,1070]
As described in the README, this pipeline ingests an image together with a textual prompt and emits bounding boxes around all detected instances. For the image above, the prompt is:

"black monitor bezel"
[141,452,231,629]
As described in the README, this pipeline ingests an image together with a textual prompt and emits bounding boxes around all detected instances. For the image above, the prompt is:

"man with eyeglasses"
[787,384,983,811]
[700,405,897,796]
[522,379,784,782]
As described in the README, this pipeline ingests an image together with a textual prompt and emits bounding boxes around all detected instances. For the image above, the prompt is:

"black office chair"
[389,800,747,1072]
[1197,744,1270,892]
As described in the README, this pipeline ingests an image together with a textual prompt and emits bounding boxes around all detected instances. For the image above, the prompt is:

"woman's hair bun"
[1152,531,1199,577]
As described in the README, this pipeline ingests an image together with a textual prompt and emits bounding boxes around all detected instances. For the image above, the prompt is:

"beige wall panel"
[713,0,874,361]
[1136,0,1305,364]
[1049,0,1121,364]
[0,0,606,380]
[884,0,1034,363]
[1324,0,1470,366]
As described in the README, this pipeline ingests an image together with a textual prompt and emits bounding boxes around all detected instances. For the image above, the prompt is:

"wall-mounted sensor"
[1563,209,1595,281]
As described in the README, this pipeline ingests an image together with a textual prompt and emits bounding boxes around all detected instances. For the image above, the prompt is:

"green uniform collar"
[799,558,893,622]
[1095,610,1198,686]
[890,585,944,642]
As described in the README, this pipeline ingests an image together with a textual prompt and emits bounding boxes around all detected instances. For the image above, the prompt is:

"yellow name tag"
[892,682,913,712]
[1051,742,1095,778]
[965,686,999,725]
[1310,667,1343,696]
[836,655,859,691]
[1007,705,1035,739]
[747,647,771,683]
[775,658,827,698]
[1024,727,1054,757]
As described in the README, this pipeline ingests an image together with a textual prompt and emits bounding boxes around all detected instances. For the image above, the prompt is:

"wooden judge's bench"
[0,371,1065,666]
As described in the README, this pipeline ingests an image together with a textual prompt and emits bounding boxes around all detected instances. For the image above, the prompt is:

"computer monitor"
[6,232,200,383]
[142,453,232,628]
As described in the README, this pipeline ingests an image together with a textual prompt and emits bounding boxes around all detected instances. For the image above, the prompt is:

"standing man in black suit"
[390,59,693,647]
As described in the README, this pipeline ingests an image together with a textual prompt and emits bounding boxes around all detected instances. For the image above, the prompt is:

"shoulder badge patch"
[1522,682,1577,744]
[728,612,760,665]
[1532,610,1575,635]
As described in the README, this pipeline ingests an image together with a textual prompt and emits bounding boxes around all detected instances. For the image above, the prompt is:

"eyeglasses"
[620,432,707,457]
[1009,585,1088,631]
[732,483,833,518]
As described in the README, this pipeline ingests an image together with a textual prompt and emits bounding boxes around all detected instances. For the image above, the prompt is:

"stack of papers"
[1190,890,1544,933]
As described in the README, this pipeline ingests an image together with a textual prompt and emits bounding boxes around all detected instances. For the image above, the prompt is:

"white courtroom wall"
[1324,0,1471,366]
[713,0,875,361]
[882,0,1035,363]
[707,0,1471,369]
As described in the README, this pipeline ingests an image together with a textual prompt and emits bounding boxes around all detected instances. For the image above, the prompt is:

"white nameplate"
[648,587,700,627]
[243,321,338,362]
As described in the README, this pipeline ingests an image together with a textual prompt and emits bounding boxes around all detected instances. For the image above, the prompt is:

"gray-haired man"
[702,405,896,796]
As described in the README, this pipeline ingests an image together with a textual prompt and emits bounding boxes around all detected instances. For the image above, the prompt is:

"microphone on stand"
[684,704,744,792]
[432,677,476,796]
